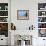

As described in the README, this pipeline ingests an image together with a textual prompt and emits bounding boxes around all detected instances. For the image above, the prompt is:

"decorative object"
[15,35,32,46]
[5,6,8,10]
[0,3,8,10]
[0,17,8,22]
[38,3,46,10]
[38,11,46,16]
[11,23,16,30]
[0,23,8,37]
[38,17,46,22]
[38,23,46,28]
[39,29,46,37]
[17,10,29,20]
[29,25,35,30]
[42,12,45,15]
[0,6,1,10]
[0,11,8,16]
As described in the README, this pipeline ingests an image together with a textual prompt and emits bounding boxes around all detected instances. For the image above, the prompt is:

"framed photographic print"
[17,10,29,20]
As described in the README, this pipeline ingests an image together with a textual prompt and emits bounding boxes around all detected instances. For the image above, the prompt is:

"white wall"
[11,0,46,46]
[11,0,46,30]
[11,0,38,30]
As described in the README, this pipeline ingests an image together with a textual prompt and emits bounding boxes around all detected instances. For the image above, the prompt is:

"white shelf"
[38,10,46,11]
[38,22,46,23]
[0,10,8,11]
[0,22,8,23]
[38,16,46,17]
[38,28,46,29]
[0,16,8,17]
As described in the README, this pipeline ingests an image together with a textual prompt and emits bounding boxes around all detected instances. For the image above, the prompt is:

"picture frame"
[17,10,29,20]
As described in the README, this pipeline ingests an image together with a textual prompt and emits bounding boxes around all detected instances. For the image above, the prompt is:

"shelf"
[0,3,8,37]
[0,22,8,23]
[38,10,46,11]
[0,16,8,17]
[38,22,46,23]
[38,15,46,17]
[38,3,46,37]
[38,28,46,29]
[0,10,8,11]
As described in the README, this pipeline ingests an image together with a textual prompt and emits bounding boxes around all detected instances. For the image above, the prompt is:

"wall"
[11,0,38,30]
[11,0,46,46]
[11,0,46,30]
[0,0,46,46]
